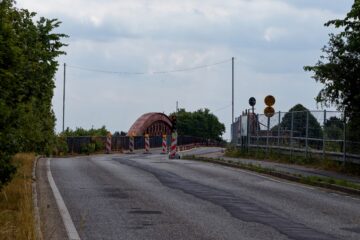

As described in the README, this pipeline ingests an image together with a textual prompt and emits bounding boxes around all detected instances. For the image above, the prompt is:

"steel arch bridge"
[127,112,173,136]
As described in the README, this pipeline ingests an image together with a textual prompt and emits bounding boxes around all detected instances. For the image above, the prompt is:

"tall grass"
[0,153,36,240]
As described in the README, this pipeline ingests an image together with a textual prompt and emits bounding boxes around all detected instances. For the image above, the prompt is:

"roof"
[127,112,172,136]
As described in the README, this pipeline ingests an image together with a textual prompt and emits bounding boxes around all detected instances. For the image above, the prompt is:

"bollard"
[128,135,135,154]
[161,134,167,154]
[144,134,151,154]
[106,132,112,154]
[169,131,178,159]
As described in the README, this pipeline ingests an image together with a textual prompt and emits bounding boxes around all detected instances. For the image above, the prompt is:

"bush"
[92,137,105,151]
[80,143,96,155]
[0,154,16,189]
[53,136,69,156]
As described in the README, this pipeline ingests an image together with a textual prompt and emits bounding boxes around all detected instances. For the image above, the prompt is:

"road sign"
[264,95,275,106]
[249,97,256,107]
[264,106,275,118]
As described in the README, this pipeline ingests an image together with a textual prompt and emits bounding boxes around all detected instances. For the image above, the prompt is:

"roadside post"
[264,95,276,156]
[128,133,135,154]
[144,133,151,154]
[106,132,112,154]
[161,134,167,154]
[169,114,178,159]
[248,97,256,148]
[170,131,178,159]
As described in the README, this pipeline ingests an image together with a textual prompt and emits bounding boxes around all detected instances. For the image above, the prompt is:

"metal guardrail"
[232,110,360,164]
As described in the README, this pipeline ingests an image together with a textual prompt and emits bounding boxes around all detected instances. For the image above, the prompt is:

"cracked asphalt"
[38,149,360,240]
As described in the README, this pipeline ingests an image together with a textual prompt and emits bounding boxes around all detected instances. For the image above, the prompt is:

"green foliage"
[172,108,225,141]
[324,116,344,140]
[0,0,67,188]
[80,143,96,155]
[53,135,68,156]
[63,126,109,137]
[273,104,323,139]
[304,1,360,140]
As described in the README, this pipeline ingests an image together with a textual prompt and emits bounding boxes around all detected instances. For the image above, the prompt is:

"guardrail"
[65,135,221,154]
[232,110,360,164]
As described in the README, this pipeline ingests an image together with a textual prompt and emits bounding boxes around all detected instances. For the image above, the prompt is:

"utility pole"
[62,63,66,132]
[232,57,234,123]
[176,101,179,112]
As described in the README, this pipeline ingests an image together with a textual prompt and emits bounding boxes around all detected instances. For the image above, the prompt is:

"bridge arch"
[127,112,173,136]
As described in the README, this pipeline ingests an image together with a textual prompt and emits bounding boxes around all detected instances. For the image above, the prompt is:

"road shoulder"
[36,158,68,240]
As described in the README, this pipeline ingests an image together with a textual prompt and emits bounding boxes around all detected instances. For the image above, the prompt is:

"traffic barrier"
[129,135,134,153]
[161,134,167,154]
[144,134,151,154]
[106,132,112,154]
[169,131,177,159]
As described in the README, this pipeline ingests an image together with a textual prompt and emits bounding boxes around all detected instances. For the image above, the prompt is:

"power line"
[212,103,232,113]
[66,58,232,75]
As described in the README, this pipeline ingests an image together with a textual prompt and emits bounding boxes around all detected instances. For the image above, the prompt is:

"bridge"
[127,112,173,136]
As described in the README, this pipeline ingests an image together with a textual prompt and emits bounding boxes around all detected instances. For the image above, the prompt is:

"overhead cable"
[66,58,232,75]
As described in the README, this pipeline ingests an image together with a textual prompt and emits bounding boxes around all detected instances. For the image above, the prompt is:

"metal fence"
[66,135,215,154]
[232,110,360,164]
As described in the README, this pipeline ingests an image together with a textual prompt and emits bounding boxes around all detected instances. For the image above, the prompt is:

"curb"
[185,157,360,197]
[32,156,43,240]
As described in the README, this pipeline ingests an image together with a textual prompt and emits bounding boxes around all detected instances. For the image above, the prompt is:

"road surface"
[37,149,360,240]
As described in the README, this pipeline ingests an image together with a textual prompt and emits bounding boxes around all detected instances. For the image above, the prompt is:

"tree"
[278,104,322,139]
[0,0,67,188]
[304,1,360,140]
[324,116,344,140]
[63,126,109,137]
[173,108,225,141]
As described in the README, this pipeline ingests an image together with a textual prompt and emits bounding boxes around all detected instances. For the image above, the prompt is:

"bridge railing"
[65,135,221,154]
[231,110,360,164]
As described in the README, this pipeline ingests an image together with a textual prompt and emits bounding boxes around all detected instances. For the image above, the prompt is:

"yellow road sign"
[264,106,275,118]
[264,95,275,106]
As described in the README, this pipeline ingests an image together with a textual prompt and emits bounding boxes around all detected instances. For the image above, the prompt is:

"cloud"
[15,0,352,140]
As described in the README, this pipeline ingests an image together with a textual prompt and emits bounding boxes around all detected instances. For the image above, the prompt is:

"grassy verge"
[183,155,360,193]
[225,147,360,176]
[0,153,36,240]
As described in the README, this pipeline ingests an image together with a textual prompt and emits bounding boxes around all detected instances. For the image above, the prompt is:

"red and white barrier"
[144,134,150,154]
[129,135,134,153]
[169,131,177,159]
[106,132,112,154]
[161,134,167,154]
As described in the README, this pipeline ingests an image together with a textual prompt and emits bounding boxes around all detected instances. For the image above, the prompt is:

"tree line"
[0,0,67,189]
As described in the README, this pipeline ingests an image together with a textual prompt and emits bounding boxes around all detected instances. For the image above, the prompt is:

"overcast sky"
[17,0,353,140]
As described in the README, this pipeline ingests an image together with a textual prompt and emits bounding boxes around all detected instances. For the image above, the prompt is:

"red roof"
[127,112,172,136]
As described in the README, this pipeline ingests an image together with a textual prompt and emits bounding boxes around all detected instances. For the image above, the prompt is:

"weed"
[0,153,36,240]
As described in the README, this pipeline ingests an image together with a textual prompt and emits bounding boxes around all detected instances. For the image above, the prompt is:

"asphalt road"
[39,149,360,240]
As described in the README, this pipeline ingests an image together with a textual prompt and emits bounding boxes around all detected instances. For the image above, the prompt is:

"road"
[37,149,360,240]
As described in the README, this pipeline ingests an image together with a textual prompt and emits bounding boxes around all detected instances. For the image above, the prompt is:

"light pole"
[232,57,234,123]
[62,63,66,132]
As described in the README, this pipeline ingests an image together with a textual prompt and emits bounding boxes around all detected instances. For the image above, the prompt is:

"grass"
[183,155,360,192]
[0,153,36,240]
[224,147,360,176]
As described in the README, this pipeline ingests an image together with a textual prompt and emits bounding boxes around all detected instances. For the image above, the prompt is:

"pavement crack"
[114,158,338,240]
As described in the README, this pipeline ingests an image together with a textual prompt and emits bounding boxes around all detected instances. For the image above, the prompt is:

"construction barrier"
[144,134,151,154]
[161,134,167,154]
[129,135,134,153]
[169,131,177,159]
[106,132,112,154]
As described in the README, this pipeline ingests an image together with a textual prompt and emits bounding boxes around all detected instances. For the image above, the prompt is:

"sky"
[16,0,353,140]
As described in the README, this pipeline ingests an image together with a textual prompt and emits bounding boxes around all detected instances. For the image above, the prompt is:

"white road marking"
[47,159,81,240]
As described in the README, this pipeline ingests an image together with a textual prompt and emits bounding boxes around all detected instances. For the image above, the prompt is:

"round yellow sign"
[264,106,275,118]
[264,95,275,106]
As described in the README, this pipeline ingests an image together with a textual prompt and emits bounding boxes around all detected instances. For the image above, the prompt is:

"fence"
[231,110,360,164]
[66,135,217,154]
